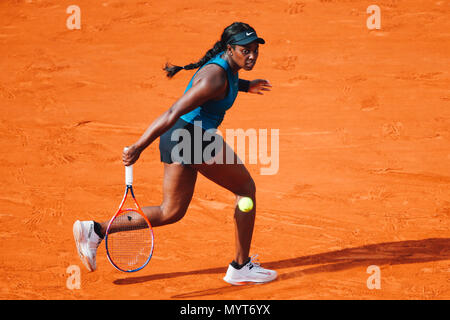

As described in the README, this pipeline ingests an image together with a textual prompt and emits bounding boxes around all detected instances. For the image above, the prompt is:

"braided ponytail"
[163,40,225,78]
[163,22,254,78]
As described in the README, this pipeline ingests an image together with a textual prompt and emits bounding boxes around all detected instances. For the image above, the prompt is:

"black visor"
[227,31,265,46]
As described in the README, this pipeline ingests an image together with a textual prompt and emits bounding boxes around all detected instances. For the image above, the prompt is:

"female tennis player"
[73,22,277,285]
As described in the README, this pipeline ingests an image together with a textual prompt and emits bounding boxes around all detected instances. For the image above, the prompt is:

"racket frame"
[105,161,154,273]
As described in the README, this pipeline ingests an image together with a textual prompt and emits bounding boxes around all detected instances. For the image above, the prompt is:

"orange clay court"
[1,0,450,300]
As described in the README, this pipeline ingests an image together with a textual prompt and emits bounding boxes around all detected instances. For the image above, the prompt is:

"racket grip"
[124,147,133,186]
[125,165,133,186]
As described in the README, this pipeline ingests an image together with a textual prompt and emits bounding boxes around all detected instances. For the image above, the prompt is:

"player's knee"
[161,205,187,224]
[236,178,256,198]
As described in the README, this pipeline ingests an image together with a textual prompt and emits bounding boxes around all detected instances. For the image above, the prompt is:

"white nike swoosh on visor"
[246,32,254,36]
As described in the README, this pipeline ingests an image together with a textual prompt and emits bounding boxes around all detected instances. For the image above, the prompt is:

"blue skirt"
[159,118,220,165]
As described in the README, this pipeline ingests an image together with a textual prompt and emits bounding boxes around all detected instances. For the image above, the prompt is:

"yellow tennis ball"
[238,197,254,212]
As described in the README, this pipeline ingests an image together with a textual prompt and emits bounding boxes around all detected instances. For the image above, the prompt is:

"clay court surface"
[1,0,450,300]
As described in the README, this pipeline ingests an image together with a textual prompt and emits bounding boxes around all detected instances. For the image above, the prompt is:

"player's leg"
[191,142,277,284]
[97,162,197,234]
[192,142,255,264]
[74,162,197,271]
[141,162,197,226]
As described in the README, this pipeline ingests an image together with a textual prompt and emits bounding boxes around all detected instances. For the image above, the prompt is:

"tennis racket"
[105,147,154,272]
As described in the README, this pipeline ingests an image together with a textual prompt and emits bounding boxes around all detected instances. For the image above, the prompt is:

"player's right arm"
[123,65,227,166]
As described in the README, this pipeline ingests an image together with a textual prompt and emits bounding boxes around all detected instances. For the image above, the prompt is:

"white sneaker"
[73,220,102,272]
[223,255,277,285]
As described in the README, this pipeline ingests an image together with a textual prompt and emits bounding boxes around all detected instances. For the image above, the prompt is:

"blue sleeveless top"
[180,51,239,130]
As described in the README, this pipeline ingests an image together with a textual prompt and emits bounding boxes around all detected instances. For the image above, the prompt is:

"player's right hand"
[123,144,142,166]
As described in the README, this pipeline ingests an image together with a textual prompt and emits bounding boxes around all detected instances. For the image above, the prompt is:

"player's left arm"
[239,78,272,95]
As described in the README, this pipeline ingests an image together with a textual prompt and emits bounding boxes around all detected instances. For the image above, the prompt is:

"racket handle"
[125,165,133,186]
[124,147,133,186]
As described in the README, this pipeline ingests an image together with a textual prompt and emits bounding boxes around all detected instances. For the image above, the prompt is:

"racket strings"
[107,210,153,270]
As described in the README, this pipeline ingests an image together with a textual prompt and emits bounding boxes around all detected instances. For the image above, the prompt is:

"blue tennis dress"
[180,51,239,130]
[159,52,239,164]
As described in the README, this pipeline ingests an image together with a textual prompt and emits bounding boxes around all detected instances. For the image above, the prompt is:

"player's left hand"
[248,79,272,95]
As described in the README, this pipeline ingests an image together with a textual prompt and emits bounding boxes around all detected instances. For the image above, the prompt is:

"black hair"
[163,22,255,78]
